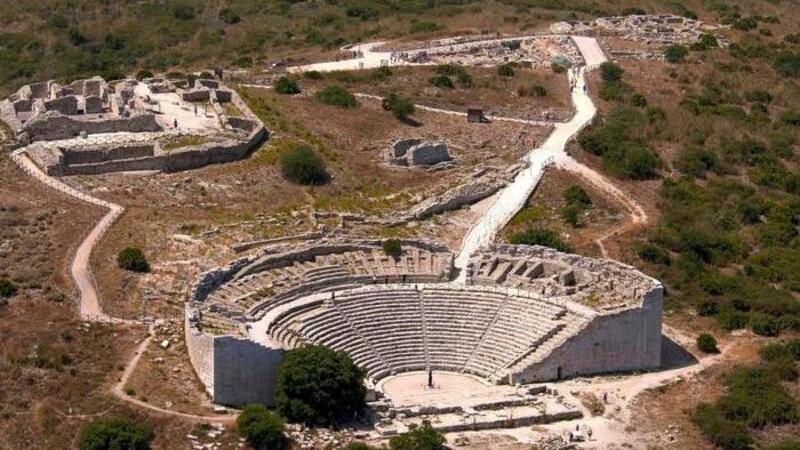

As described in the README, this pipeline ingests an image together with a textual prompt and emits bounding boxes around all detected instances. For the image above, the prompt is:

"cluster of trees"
[79,417,154,450]
[693,340,800,450]
[578,105,660,180]
[382,93,415,121]
[597,62,648,107]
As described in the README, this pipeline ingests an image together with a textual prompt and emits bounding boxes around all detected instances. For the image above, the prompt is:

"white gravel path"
[454,36,607,276]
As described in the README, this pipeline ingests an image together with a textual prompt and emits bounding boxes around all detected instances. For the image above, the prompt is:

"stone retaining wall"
[22,111,162,142]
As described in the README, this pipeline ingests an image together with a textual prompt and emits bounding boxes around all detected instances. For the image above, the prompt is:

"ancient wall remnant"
[388,138,451,167]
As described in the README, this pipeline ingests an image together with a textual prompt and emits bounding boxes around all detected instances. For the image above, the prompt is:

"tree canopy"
[275,345,366,425]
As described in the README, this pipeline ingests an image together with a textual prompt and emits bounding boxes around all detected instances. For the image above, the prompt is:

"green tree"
[664,44,689,63]
[563,185,592,208]
[117,247,150,273]
[383,239,402,259]
[275,345,366,425]
[315,85,358,108]
[389,423,445,450]
[429,74,453,88]
[697,333,719,353]
[275,76,300,95]
[382,93,415,120]
[236,405,287,450]
[79,417,154,450]
[219,8,241,24]
[279,144,328,185]
[599,62,624,83]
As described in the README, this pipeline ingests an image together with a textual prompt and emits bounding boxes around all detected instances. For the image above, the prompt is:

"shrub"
[675,147,718,177]
[773,51,800,78]
[303,70,323,80]
[389,423,445,450]
[621,7,646,15]
[508,228,571,252]
[697,300,719,317]
[781,111,800,126]
[560,203,584,227]
[219,8,241,24]
[693,34,719,50]
[563,185,591,207]
[371,66,392,81]
[315,85,358,109]
[117,247,150,273]
[429,74,453,88]
[697,333,719,353]
[274,76,300,95]
[498,63,515,77]
[275,345,366,425]
[172,4,195,21]
[766,441,800,450]
[279,144,328,185]
[638,243,670,265]
[382,93,415,120]
[664,44,689,63]
[382,239,402,259]
[692,404,753,450]
[0,279,18,298]
[551,62,567,73]
[345,443,375,450]
[135,70,153,80]
[630,93,648,107]
[599,62,624,83]
[517,84,547,98]
[751,314,780,336]
[236,405,287,450]
[79,417,154,450]
[718,310,749,331]
[744,89,772,104]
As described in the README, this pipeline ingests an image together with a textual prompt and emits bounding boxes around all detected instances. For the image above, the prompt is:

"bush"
[664,44,689,63]
[745,89,772,104]
[563,185,591,207]
[275,345,366,425]
[429,74,453,88]
[638,243,670,265]
[599,62,624,83]
[751,314,780,336]
[697,333,719,353]
[718,310,749,330]
[382,239,402,259]
[692,404,753,450]
[236,405,287,450]
[345,443,376,450]
[693,34,719,50]
[551,62,567,73]
[315,85,358,109]
[0,279,18,298]
[630,93,648,107]
[498,63,515,77]
[219,8,241,24]
[508,228,571,252]
[410,21,440,33]
[79,417,154,450]
[135,70,153,80]
[697,300,719,317]
[382,93,415,120]
[303,70,323,80]
[279,144,328,185]
[117,247,150,273]
[274,76,300,95]
[389,424,445,450]
[766,441,800,450]
[781,111,800,126]
[773,51,800,78]
[371,66,392,81]
[517,84,547,98]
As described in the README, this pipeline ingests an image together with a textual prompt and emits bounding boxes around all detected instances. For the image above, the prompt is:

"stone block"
[408,141,451,166]
[44,96,78,115]
[84,96,104,114]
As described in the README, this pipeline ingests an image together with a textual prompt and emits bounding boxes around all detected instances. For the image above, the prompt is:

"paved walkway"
[454,36,606,275]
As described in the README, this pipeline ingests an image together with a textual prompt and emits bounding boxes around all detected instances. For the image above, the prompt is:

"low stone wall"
[411,179,504,219]
[62,144,155,165]
[22,111,162,142]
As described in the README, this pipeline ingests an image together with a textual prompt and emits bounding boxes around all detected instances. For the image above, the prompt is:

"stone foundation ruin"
[1,75,268,175]
[184,239,662,419]
[387,138,452,167]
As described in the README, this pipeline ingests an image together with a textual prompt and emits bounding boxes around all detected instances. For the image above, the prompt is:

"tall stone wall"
[184,311,285,406]
[212,336,285,407]
[510,285,663,383]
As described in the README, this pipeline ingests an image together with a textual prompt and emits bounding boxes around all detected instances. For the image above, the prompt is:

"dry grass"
[302,65,573,121]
